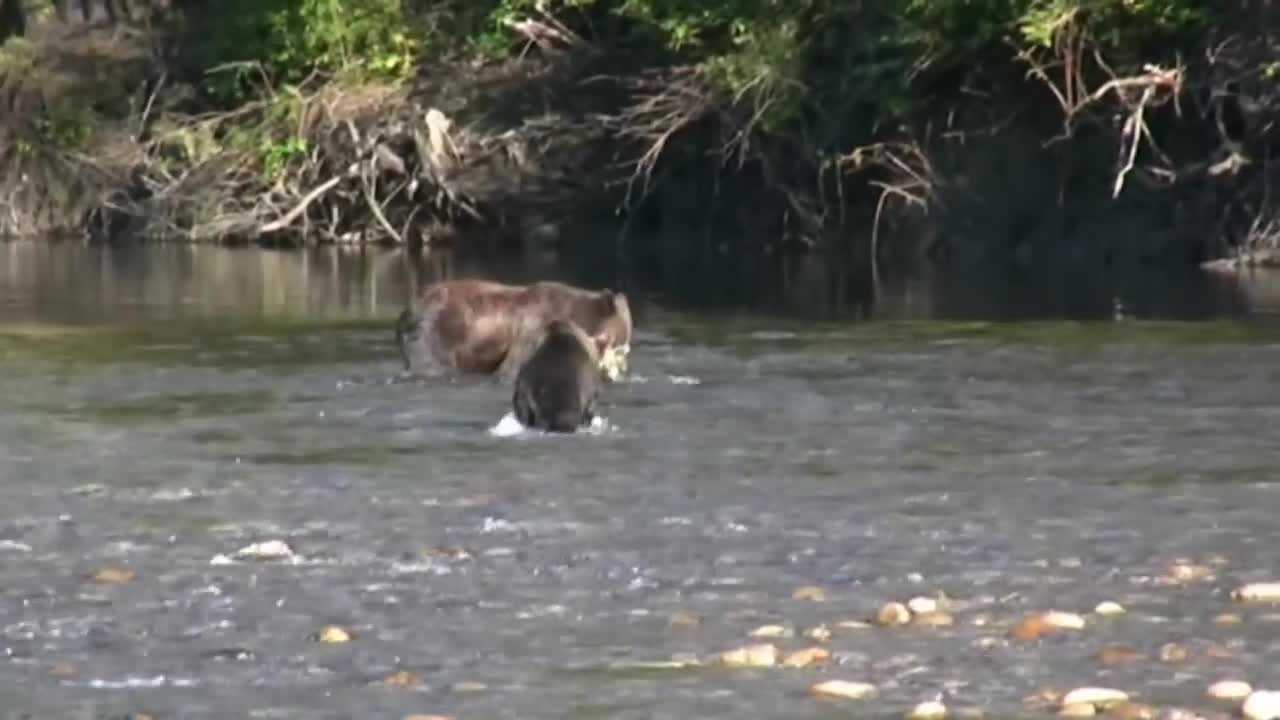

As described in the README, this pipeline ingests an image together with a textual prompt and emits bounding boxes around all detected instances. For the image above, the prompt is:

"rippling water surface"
[3,242,1280,719]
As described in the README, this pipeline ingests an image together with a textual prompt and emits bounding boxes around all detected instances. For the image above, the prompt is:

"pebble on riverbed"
[233,540,296,561]
[749,624,794,639]
[911,611,955,628]
[907,700,948,719]
[1158,643,1189,663]
[1242,690,1280,720]
[781,647,831,668]
[1010,610,1087,640]
[1060,687,1129,712]
[1232,583,1280,603]
[314,625,352,644]
[876,602,912,627]
[811,680,878,700]
[1206,680,1252,702]
[805,624,833,641]
[1102,701,1157,720]
[1094,601,1126,616]
[385,671,421,687]
[669,610,700,628]
[907,596,941,614]
[88,565,134,584]
[1161,561,1215,585]
[718,643,777,668]
[1100,644,1142,665]
[793,585,830,601]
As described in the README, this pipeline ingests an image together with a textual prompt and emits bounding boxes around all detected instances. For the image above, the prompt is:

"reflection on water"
[3,239,1279,325]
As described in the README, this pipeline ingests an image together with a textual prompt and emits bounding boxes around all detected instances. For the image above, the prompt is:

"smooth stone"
[1158,643,1189,663]
[806,624,833,641]
[1233,583,1280,602]
[1206,680,1252,702]
[908,700,948,719]
[911,611,955,628]
[907,596,940,614]
[793,585,830,601]
[812,680,878,700]
[235,540,295,560]
[89,566,134,584]
[1243,690,1280,720]
[1062,687,1128,708]
[1100,644,1142,665]
[781,647,831,668]
[876,602,912,627]
[719,643,777,668]
[749,624,794,639]
[1104,702,1157,720]
[384,671,420,687]
[1010,610,1086,640]
[1094,601,1126,615]
[1061,704,1098,717]
[315,625,352,644]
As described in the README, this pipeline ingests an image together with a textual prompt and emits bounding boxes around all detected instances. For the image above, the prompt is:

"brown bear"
[511,319,603,433]
[395,279,633,383]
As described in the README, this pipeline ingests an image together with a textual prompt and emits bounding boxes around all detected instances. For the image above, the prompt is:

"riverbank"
[2,2,1279,305]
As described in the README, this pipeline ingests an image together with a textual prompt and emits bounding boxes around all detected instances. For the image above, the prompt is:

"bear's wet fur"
[511,319,602,433]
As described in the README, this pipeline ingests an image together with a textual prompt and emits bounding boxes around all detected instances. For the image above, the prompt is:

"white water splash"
[488,412,526,437]
[488,412,613,437]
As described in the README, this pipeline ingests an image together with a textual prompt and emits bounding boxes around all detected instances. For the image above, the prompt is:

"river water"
[2,241,1280,719]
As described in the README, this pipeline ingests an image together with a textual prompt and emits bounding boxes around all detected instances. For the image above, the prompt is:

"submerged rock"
[908,700,948,719]
[811,680,878,700]
[793,585,830,601]
[781,647,831,668]
[718,643,777,668]
[49,661,79,678]
[1233,583,1280,603]
[1094,601,1126,616]
[805,624,833,641]
[876,602,912,627]
[1104,702,1157,720]
[1060,703,1097,717]
[314,625,352,644]
[1061,687,1128,709]
[669,610,700,628]
[911,611,955,628]
[749,624,793,639]
[385,671,420,687]
[1099,644,1142,665]
[907,596,940,615]
[1243,690,1280,720]
[88,565,134,584]
[1011,610,1086,639]
[1158,643,1189,663]
[234,540,295,561]
[1206,680,1252,702]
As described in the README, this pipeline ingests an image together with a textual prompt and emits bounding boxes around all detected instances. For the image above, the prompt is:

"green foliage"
[177,0,418,103]
[169,0,1216,131]
[36,100,95,149]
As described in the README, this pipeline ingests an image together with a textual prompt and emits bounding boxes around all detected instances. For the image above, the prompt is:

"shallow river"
[2,242,1280,719]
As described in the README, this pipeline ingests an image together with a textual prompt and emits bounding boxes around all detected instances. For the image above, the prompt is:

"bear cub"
[512,319,603,433]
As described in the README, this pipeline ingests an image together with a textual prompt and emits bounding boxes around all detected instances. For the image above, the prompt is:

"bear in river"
[394,279,632,383]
